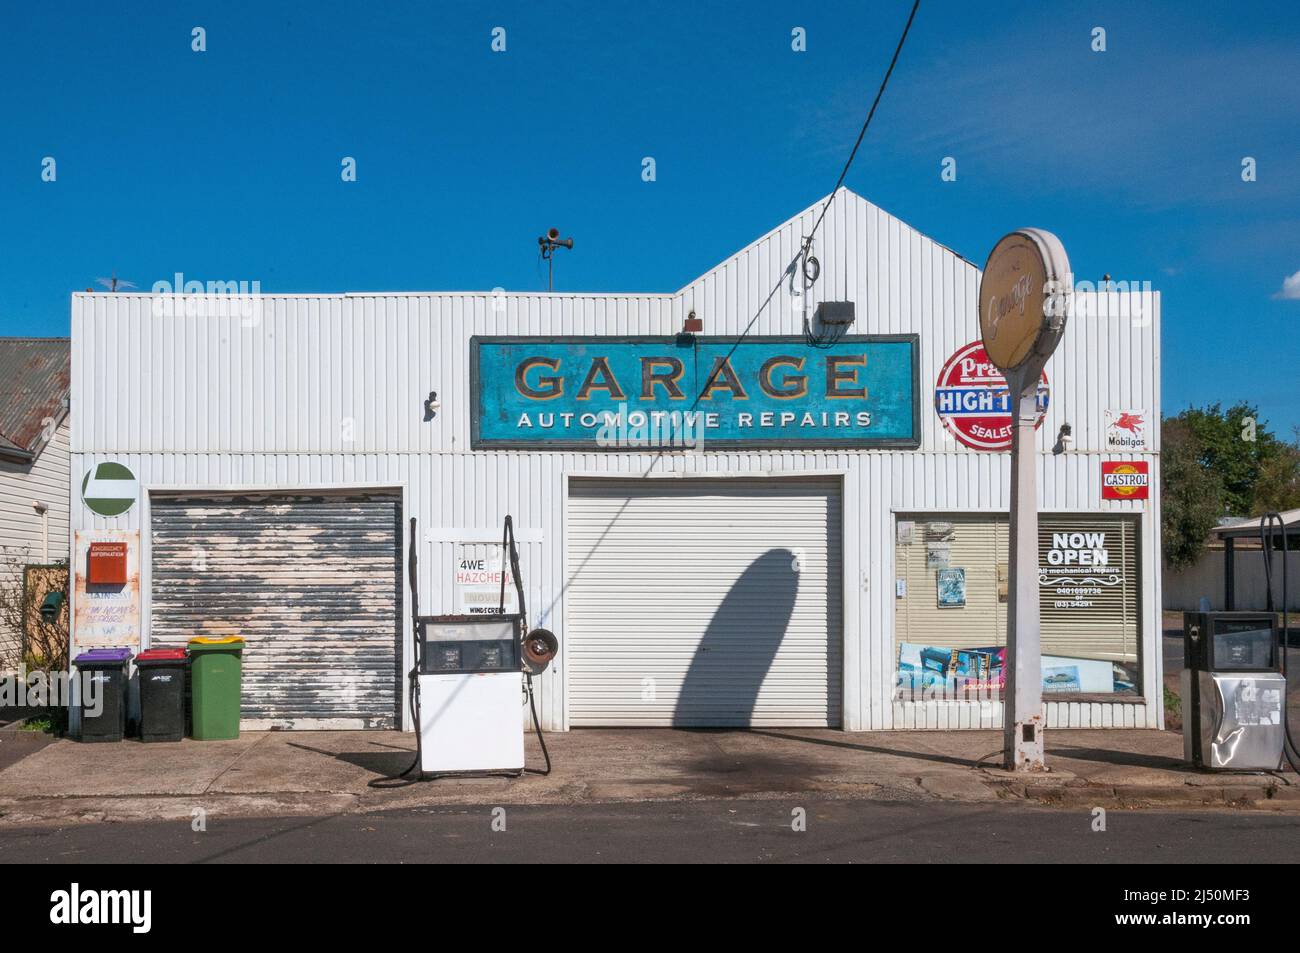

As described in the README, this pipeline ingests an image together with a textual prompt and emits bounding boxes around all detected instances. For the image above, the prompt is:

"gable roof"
[0,337,71,462]
[678,187,979,293]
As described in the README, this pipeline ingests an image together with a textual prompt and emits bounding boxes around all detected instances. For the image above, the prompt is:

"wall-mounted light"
[682,310,703,334]
[1052,422,1073,455]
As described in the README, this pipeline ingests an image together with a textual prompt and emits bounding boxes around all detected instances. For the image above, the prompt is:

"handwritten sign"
[73,530,141,650]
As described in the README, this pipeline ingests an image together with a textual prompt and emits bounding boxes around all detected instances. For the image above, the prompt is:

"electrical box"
[87,542,128,585]
[814,301,856,326]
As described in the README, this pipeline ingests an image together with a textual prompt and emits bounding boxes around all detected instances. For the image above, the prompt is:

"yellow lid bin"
[187,636,246,739]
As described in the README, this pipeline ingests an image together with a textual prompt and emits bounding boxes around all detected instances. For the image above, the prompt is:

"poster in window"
[1042,664,1082,693]
[926,542,951,569]
[936,568,966,608]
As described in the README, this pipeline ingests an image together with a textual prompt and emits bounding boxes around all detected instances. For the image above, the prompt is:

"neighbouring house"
[0,337,71,670]
[1164,510,1300,612]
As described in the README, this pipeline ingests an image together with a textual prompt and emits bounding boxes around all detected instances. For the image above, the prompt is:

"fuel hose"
[369,518,424,788]
[1259,513,1300,773]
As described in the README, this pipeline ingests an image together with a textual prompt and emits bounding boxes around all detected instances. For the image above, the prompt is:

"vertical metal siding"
[70,187,1163,731]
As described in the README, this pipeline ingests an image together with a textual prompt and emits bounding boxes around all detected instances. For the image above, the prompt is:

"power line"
[691,0,922,395]
[541,2,923,623]
[804,0,921,253]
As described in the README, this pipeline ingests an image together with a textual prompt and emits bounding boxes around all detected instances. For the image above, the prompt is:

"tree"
[1252,427,1300,515]
[1173,402,1288,516]
[1161,418,1226,571]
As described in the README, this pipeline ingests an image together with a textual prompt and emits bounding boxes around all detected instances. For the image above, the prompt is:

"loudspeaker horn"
[522,628,559,675]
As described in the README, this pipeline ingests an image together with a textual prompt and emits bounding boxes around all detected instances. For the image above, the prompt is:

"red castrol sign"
[934,341,1049,451]
[1101,460,1150,500]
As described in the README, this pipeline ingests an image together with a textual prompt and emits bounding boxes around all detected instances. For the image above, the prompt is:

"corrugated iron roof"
[1212,508,1300,539]
[0,337,71,460]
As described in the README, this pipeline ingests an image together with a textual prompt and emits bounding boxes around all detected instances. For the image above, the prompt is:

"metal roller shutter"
[149,492,402,729]
[566,477,842,727]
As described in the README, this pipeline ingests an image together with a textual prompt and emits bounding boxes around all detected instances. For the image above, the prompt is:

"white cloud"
[1274,270,1300,300]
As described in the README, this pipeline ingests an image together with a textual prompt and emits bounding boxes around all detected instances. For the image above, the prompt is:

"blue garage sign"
[470,335,920,450]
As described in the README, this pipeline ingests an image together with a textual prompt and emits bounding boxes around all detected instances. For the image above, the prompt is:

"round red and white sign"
[934,341,1049,451]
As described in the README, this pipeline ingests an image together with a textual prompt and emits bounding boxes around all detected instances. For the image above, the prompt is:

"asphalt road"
[3,800,1298,864]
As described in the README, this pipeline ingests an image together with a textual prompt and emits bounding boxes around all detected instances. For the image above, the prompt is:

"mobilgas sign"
[470,336,919,449]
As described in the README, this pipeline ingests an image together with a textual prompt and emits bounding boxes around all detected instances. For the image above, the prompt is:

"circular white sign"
[81,462,138,517]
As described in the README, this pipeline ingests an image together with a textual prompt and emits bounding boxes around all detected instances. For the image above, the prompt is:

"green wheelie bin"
[187,636,245,739]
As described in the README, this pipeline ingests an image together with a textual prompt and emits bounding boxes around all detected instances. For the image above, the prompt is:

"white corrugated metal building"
[68,188,1163,731]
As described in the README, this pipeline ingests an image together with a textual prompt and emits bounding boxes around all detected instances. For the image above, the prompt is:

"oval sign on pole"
[981,228,1073,775]
[979,228,1071,376]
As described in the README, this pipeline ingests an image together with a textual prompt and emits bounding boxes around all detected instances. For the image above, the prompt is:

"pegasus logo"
[1112,412,1144,434]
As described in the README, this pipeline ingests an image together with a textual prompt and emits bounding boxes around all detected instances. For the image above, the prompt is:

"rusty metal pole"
[1005,368,1045,770]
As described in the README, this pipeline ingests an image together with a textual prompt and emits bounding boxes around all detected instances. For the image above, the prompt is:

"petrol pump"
[374,516,557,785]
[1182,512,1297,773]
[416,615,527,773]
[1182,612,1285,770]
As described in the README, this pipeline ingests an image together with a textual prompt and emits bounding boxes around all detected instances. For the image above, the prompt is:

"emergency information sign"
[934,341,1049,451]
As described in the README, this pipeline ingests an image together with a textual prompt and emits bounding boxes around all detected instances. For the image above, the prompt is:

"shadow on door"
[673,548,800,726]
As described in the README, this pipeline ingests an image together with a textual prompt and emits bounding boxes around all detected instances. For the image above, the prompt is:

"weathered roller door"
[149,492,402,729]
[566,477,842,727]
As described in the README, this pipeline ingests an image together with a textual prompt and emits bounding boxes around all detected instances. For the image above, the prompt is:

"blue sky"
[2,1,1297,432]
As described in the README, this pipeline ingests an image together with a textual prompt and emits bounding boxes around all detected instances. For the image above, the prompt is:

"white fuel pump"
[417,615,527,773]
[371,516,556,786]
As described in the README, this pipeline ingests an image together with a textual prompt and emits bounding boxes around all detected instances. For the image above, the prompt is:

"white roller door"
[566,477,842,727]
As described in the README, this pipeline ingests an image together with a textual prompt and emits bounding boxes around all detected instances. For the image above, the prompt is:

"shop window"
[893,513,1140,701]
